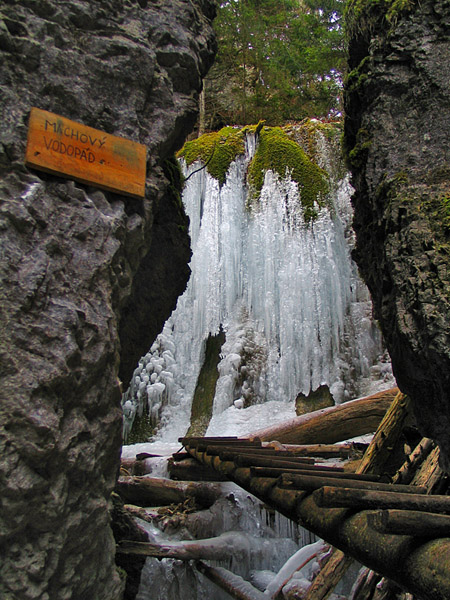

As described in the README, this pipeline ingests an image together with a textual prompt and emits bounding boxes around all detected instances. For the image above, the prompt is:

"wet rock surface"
[344,0,450,467]
[0,1,215,598]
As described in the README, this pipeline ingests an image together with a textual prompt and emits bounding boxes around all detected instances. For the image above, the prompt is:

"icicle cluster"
[123,128,393,442]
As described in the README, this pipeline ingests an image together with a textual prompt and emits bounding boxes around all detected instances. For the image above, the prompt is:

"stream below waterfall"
[121,124,395,599]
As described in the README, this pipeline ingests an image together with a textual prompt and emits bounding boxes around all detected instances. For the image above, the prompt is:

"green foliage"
[177,126,245,186]
[204,0,346,127]
[247,126,330,219]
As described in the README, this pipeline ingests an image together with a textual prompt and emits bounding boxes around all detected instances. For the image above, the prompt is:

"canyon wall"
[0,1,215,598]
[344,0,450,466]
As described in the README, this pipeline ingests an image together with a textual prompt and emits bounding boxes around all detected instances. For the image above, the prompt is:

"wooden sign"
[25,107,146,198]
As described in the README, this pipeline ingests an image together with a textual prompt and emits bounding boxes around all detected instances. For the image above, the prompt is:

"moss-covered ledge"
[177,126,246,186]
[178,122,330,222]
[344,0,414,38]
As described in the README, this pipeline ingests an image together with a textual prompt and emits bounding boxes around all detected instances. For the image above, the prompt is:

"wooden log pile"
[178,393,450,600]
[115,389,450,600]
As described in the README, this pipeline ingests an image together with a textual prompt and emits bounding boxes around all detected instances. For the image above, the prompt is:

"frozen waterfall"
[122,130,393,443]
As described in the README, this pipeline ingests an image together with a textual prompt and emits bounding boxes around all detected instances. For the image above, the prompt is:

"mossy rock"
[247,126,330,220]
[177,126,245,186]
[187,329,226,437]
[178,122,330,222]
[126,413,156,444]
[295,384,334,416]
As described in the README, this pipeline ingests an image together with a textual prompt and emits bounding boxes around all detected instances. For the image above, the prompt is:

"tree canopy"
[202,0,345,129]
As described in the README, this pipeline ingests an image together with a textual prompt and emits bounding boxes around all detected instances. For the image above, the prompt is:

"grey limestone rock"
[344,0,450,467]
[0,1,216,598]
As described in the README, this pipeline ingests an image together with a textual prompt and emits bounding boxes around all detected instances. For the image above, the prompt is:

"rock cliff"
[344,0,450,466]
[0,1,216,599]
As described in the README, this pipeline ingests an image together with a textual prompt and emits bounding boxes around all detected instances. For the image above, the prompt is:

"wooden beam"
[279,473,426,494]
[367,509,450,537]
[250,466,380,481]
[313,486,450,513]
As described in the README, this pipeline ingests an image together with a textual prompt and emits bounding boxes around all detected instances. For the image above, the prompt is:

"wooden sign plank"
[25,107,146,198]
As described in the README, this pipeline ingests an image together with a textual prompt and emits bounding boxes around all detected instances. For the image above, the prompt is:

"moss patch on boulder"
[247,126,329,221]
[295,384,334,416]
[177,126,245,186]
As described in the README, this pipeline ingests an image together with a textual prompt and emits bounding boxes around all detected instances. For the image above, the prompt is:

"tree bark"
[246,388,398,444]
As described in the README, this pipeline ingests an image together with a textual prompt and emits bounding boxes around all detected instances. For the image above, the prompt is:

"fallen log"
[232,455,317,469]
[266,443,355,458]
[118,532,270,563]
[304,547,354,600]
[120,458,154,477]
[247,388,398,444]
[392,438,435,485]
[357,392,412,476]
[313,486,450,513]
[195,561,267,600]
[367,509,450,537]
[168,456,228,482]
[123,504,155,524]
[115,476,223,508]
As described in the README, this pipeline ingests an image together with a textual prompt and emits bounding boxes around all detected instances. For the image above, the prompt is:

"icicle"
[124,128,393,443]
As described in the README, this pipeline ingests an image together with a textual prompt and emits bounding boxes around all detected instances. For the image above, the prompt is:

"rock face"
[0,1,215,599]
[344,0,450,466]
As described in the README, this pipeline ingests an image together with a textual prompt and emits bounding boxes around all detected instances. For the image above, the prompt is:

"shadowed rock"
[0,1,216,598]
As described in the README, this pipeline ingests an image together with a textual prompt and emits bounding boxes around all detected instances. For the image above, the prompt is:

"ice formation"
[122,129,393,442]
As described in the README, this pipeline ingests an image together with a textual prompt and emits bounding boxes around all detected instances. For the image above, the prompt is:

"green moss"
[163,155,185,213]
[177,127,245,186]
[247,127,329,220]
[187,329,226,437]
[344,0,414,37]
[126,413,156,445]
[347,128,372,169]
